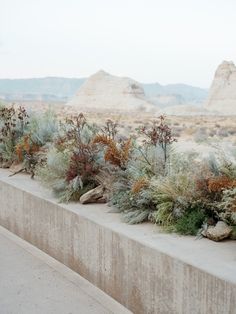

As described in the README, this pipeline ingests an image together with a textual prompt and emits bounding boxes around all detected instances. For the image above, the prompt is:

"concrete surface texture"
[0,169,236,313]
[0,226,131,314]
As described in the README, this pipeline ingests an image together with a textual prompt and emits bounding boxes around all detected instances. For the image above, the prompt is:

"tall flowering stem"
[138,115,177,163]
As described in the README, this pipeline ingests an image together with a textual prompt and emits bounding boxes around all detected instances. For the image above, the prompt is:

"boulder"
[0,160,12,168]
[80,185,107,204]
[205,221,232,242]
[9,162,24,174]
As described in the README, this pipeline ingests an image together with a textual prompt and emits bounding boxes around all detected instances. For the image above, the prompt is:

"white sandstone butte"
[66,70,158,113]
[205,61,236,114]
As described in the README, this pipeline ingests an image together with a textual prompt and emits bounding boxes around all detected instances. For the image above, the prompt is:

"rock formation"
[66,70,158,113]
[205,61,236,114]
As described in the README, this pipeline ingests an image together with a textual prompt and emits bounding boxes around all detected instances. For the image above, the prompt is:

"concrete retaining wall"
[0,170,236,314]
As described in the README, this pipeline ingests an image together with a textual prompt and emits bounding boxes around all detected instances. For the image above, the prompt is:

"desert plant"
[36,113,101,202]
[36,147,72,201]
[137,115,177,164]
[0,109,235,239]
[174,208,206,235]
[28,110,58,145]
[216,188,236,225]
[0,105,29,166]
[93,134,132,169]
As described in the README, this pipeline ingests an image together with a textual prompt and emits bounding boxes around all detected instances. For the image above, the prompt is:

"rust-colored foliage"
[23,135,30,154]
[54,113,100,186]
[122,138,131,162]
[131,178,149,194]
[93,134,112,146]
[93,135,131,168]
[15,135,40,162]
[66,150,98,183]
[196,175,236,199]
[15,144,23,161]
[138,115,177,146]
[137,115,177,163]
[55,113,88,150]
[207,176,236,193]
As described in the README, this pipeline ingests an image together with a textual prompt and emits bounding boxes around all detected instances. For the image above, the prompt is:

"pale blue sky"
[0,0,235,87]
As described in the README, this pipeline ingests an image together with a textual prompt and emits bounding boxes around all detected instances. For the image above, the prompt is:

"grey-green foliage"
[36,147,71,201]
[28,110,58,146]
[204,153,220,176]
[0,138,15,164]
[58,119,99,145]
[131,144,169,177]
[0,105,29,164]
[151,152,198,226]
[108,137,206,227]
[107,166,153,223]
[122,209,150,224]
[108,144,170,223]
[205,148,236,179]
[217,188,236,225]
[36,117,100,202]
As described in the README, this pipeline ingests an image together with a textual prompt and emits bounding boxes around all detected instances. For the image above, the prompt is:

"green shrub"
[174,209,206,235]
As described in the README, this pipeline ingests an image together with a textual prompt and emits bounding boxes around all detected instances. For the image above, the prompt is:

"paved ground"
[0,226,131,314]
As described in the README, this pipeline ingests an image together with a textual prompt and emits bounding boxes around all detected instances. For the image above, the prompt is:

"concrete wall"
[0,170,236,314]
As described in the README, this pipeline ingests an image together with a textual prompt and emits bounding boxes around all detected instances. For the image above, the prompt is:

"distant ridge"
[0,74,208,106]
[0,77,85,101]
[143,83,207,107]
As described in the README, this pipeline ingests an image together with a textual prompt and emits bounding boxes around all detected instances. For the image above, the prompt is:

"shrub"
[0,106,29,166]
[137,115,177,163]
[0,109,235,240]
[36,113,100,202]
[174,208,206,235]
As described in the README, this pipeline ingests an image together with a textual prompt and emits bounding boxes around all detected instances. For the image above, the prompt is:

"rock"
[206,221,232,242]
[80,185,107,204]
[66,70,158,113]
[9,162,24,174]
[205,60,236,114]
[0,160,12,168]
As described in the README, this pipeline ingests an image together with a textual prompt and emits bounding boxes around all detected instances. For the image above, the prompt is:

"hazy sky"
[0,0,235,87]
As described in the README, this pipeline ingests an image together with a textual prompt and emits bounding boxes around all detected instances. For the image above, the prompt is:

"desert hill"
[66,70,157,112]
[143,82,207,107]
[205,61,236,114]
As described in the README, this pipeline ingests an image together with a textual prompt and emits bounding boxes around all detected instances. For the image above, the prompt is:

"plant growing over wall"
[216,188,236,225]
[0,109,234,241]
[12,110,59,177]
[106,116,178,224]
